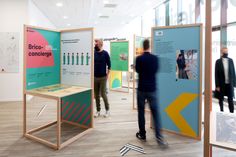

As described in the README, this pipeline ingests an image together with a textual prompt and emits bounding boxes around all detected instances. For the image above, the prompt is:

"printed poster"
[26,27,60,90]
[61,30,93,87]
[109,71,122,89]
[110,41,129,71]
[153,25,202,139]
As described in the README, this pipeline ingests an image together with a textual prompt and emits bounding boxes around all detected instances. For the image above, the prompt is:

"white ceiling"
[31,0,162,29]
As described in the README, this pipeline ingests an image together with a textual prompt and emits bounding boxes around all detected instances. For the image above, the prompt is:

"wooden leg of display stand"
[25,133,57,149]
[27,121,57,134]
[127,72,130,93]
[133,71,135,110]
[60,128,93,149]
[204,0,212,156]
[57,99,61,149]
[23,94,26,135]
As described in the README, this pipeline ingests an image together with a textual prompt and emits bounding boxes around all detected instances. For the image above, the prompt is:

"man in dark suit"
[215,47,236,113]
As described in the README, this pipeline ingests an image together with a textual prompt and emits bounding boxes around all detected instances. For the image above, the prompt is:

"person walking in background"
[94,39,111,118]
[135,39,168,148]
[215,47,236,113]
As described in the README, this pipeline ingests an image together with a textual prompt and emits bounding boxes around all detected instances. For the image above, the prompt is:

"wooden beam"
[25,134,57,149]
[204,0,212,156]
[23,94,26,135]
[27,121,57,134]
[60,128,93,149]
[57,99,61,149]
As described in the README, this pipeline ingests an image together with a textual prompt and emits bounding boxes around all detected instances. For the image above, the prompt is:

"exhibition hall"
[0,0,236,157]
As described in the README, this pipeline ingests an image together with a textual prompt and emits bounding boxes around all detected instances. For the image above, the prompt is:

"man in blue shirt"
[135,39,168,148]
[94,39,111,117]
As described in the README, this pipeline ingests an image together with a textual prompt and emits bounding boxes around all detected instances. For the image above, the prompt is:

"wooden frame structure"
[23,25,94,150]
[24,89,93,150]
[132,35,151,111]
[150,24,203,140]
[204,0,236,156]
[109,41,130,93]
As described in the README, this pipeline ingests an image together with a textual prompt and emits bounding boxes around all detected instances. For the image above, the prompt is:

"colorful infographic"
[61,30,92,87]
[135,36,145,56]
[109,71,122,89]
[61,90,92,127]
[110,41,129,71]
[26,27,60,90]
[153,25,202,139]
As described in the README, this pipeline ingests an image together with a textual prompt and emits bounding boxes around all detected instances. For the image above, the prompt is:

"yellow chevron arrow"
[165,93,198,137]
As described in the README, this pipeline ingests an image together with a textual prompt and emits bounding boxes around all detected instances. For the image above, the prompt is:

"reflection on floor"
[0,91,235,156]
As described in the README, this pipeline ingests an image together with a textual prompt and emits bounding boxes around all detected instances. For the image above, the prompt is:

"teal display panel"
[152,25,202,139]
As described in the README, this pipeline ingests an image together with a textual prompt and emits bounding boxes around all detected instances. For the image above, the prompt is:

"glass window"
[180,0,195,24]
[142,9,155,37]
[227,0,236,23]
[212,0,221,26]
[200,0,206,24]
[169,0,178,25]
[227,25,236,93]
[212,30,221,90]
[155,3,166,26]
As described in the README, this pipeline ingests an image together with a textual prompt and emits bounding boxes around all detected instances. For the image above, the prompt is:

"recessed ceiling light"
[103,0,109,4]
[63,16,68,19]
[56,2,63,7]
[67,24,71,26]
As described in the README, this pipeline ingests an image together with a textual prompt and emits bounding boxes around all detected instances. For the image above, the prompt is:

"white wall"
[28,0,56,29]
[0,0,56,102]
[0,0,28,102]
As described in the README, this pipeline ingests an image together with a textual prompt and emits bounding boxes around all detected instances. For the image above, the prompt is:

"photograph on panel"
[176,49,198,80]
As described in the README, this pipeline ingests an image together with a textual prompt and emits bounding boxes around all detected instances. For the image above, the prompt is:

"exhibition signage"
[152,24,202,139]
[26,27,60,90]
[23,25,94,150]
[110,41,129,71]
[61,30,93,87]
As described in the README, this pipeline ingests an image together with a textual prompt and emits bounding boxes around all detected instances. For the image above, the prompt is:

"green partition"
[110,41,129,71]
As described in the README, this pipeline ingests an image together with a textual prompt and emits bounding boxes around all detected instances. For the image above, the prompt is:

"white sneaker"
[94,111,100,118]
[104,110,110,118]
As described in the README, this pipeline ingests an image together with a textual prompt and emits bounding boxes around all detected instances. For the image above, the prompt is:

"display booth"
[109,41,130,93]
[151,24,203,140]
[23,25,94,149]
